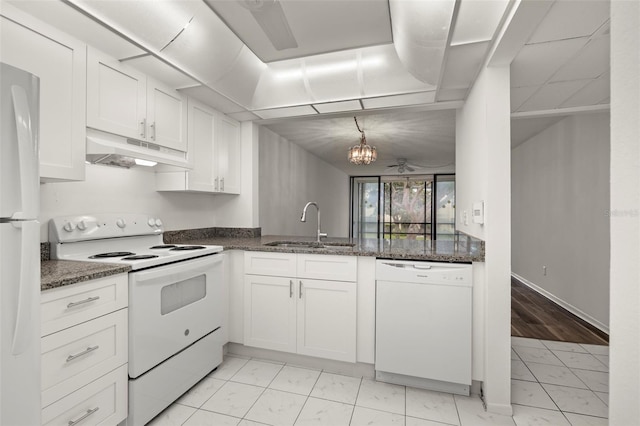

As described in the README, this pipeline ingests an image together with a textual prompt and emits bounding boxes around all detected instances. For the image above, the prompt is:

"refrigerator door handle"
[10,85,38,220]
[10,221,39,355]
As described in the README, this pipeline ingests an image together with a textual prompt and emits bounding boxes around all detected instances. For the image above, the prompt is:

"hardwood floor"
[511,276,609,345]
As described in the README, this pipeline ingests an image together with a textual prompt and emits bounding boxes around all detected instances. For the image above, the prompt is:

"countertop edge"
[41,260,131,292]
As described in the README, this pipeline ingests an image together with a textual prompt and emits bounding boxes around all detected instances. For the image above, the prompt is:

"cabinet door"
[244,274,296,353]
[87,48,146,140]
[296,279,356,362]
[147,79,187,151]
[186,99,216,191]
[215,115,241,194]
[0,9,86,182]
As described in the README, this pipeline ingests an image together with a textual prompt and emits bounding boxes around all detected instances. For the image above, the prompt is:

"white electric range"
[49,213,226,426]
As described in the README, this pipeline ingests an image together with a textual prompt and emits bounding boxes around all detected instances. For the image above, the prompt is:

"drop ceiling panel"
[209,46,267,108]
[561,75,610,108]
[178,85,246,114]
[123,55,197,89]
[527,0,610,44]
[450,0,510,45]
[511,37,589,87]
[362,92,436,109]
[361,46,435,97]
[160,1,246,85]
[254,105,317,120]
[436,88,467,102]
[511,86,540,112]
[440,42,489,89]
[251,67,312,110]
[550,35,610,82]
[7,0,145,59]
[227,111,261,122]
[313,100,362,114]
[205,0,392,63]
[304,50,362,102]
[517,80,591,112]
[68,0,198,52]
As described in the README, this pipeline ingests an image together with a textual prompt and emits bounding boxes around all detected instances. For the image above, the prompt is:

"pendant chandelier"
[348,117,377,165]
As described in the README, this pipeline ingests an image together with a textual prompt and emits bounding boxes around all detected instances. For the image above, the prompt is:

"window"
[350,174,455,240]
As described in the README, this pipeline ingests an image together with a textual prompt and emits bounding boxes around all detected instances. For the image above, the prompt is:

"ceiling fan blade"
[406,165,415,172]
[248,0,298,50]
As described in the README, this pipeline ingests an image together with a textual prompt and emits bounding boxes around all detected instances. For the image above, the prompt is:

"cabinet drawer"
[244,251,297,276]
[42,309,128,407]
[42,364,127,426]
[297,254,357,282]
[41,274,128,337]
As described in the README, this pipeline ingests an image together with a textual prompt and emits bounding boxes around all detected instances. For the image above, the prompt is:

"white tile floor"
[147,337,609,426]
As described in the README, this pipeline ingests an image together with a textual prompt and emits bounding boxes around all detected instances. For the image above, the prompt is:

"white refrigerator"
[0,62,41,425]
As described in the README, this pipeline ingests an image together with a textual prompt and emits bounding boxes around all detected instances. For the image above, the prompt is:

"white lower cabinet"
[42,364,127,426]
[244,252,357,363]
[41,274,128,425]
[296,278,356,361]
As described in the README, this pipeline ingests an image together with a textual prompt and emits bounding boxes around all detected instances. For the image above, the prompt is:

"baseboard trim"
[511,273,610,335]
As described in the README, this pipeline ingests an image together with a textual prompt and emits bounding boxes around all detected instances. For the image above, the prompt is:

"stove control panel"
[49,213,164,243]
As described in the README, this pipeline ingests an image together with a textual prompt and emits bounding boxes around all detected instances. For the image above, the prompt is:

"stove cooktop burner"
[90,251,135,259]
[150,245,177,249]
[170,245,206,251]
[122,254,160,260]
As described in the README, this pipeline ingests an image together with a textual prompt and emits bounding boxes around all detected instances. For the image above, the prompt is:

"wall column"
[609,0,640,423]
[456,64,512,414]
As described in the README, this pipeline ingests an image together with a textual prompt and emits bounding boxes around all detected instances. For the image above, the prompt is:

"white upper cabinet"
[87,48,187,152]
[0,5,87,182]
[86,50,146,140]
[156,98,241,194]
[215,114,241,194]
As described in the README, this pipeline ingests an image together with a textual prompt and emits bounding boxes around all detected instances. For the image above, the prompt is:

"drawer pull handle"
[289,280,293,298]
[67,296,100,309]
[68,407,99,426]
[66,345,99,363]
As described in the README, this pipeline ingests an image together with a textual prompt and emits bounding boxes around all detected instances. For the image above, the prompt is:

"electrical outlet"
[463,210,469,226]
[543,266,547,276]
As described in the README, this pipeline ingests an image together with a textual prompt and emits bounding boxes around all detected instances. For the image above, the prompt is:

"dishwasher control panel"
[376,260,472,286]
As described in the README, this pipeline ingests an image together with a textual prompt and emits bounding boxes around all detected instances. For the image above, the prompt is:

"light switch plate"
[472,202,484,224]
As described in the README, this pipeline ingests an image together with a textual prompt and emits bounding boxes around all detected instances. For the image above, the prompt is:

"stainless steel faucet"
[300,202,327,243]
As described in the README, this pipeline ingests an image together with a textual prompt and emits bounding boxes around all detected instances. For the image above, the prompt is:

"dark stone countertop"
[41,260,131,291]
[170,234,485,263]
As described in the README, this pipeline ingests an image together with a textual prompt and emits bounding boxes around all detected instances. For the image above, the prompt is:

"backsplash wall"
[39,163,225,242]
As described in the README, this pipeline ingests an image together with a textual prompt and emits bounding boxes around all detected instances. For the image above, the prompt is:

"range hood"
[86,128,191,169]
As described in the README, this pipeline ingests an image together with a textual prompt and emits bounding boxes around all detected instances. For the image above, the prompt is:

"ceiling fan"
[240,0,298,50]
[386,158,453,174]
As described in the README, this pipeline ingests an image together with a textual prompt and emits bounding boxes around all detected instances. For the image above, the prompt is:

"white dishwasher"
[375,259,472,395]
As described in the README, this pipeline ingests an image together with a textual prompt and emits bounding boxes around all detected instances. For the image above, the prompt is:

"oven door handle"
[132,253,224,284]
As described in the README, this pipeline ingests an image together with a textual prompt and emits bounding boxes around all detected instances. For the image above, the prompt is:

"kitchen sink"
[263,241,355,250]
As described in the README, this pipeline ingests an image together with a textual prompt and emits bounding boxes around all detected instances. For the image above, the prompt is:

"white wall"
[512,113,610,331]
[259,126,349,238]
[456,65,512,415]
[39,122,260,242]
[609,0,640,423]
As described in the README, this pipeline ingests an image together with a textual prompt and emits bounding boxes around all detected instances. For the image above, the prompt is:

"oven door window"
[160,274,206,315]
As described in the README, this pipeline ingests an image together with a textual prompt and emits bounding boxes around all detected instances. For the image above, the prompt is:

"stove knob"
[77,220,87,231]
[155,219,163,227]
[116,218,126,229]
[63,222,75,232]
[147,218,156,227]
